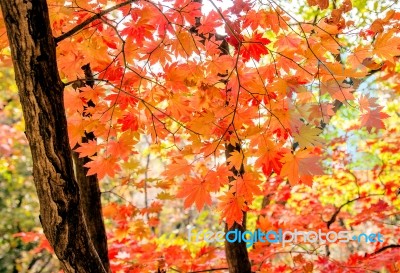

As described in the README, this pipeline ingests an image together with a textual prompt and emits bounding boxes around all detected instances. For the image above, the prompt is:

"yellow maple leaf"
[293,125,324,148]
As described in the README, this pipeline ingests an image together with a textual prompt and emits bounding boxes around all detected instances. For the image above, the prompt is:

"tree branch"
[189,268,229,273]
[369,244,400,256]
[170,267,229,273]
[325,194,383,228]
[54,0,136,44]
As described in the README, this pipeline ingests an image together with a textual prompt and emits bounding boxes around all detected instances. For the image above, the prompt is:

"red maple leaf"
[240,32,270,61]
[118,113,139,132]
[360,107,390,133]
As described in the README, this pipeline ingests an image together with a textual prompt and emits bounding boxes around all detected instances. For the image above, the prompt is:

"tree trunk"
[72,137,110,270]
[224,142,252,273]
[0,0,109,272]
[71,64,110,270]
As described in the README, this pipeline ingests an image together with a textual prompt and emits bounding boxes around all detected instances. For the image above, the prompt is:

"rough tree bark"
[0,0,110,272]
[224,142,252,273]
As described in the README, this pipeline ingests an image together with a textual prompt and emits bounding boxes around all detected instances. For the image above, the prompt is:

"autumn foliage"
[1,0,400,272]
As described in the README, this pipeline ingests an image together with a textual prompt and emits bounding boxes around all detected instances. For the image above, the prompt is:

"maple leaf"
[156,191,175,200]
[321,80,354,102]
[360,107,390,133]
[171,31,200,58]
[120,7,155,47]
[142,39,172,66]
[227,150,244,171]
[294,255,314,273]
[230,0,252,15]
[107,131,137,160]
[280,149,324,185]
[176,177,212,211]
[307,0,329,10]
[274,33,302,53]
[84,155,121,179]
[187,111,215,135]
[105,92,138,110]
[79,85,105,104]
[347,45,373,68]
[293,124,324,148]
[74,139,99,158]
[320,62,367,80]
[307,103,335,125]
[241,32,270,62]
[64,86,85,113]
[253,137,285,175]
[218,192,246,228]
[101,35,118,50]
[58,44,85,80]
[173,0,202,26]
[67,113,86,147]
[243,9,286,34]
[162,158,192,179]
[373,30,400,62]
[114,223,130,242]
[197,11,222,34]
[359,95,379,112]
[102,203,119,218]
[118,113,139,132]
[258,149,285,176]
[14,232,53,254]
[257,215,274,231]
[230,172,262,202]
[206,165,232,191]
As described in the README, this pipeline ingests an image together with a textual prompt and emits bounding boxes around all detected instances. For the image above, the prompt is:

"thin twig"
[54,0,136,44]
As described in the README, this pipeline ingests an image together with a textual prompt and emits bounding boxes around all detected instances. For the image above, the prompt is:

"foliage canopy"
[0,0,399,272]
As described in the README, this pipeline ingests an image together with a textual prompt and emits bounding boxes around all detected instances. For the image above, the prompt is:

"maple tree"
[0,0,400,272]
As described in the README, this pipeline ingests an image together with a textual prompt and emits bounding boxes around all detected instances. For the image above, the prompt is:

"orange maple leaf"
[67,113,86,147]
[321,80,354,102]
[257,215,274,231]
[280,149,323,186]
[230,172,262,202]
[197,11,222,34]
[307,0,329,10]
[218,192,246,228]
[74,139,99,158]
[227,150,244,171]
[162,158,192,179]
[358,95,379,112]
[84,155,120,179]
[274,33,302,53]
[373,30,400,62]
[107,131,137,160]
[79,85,105,104]
[176,177,212,211]
[205,165,232,191]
